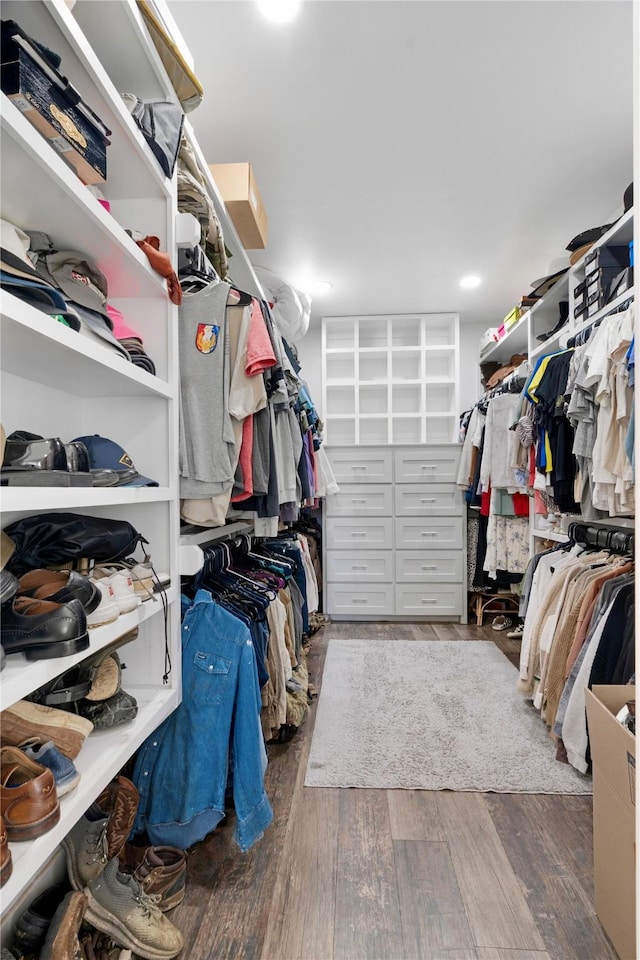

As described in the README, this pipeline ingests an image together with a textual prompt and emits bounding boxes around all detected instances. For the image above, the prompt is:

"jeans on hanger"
[267,542,309,634]
[132,590,273,852]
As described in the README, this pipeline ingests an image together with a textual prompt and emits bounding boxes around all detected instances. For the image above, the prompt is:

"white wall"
[295,319,483,424]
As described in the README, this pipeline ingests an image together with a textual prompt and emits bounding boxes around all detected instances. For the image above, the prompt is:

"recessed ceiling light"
[256,0,301,23]
[460,275,482,289]
[313,280,333,294]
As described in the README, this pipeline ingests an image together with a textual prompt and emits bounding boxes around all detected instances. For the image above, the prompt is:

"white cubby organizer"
[0,0,183,930]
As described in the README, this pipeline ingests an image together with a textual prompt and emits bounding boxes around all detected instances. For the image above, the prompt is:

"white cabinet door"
[326,517,394,550]
[327,447,393,484]
[393,447,461,483]
[326,583,395,616]
[395,584,462,616]
[395,517,464,550]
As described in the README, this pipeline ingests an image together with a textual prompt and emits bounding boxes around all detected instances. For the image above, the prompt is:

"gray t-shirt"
[179,281,235,497]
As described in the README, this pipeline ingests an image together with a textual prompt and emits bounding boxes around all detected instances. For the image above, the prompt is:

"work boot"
[134,845,187,911]
[84,857,184,959]
[62,802,109,890]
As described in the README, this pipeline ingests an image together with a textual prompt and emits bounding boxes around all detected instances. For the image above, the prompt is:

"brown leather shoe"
[1,745,60,840]
[1,700,93,759]
[96,775,139,860]
[39,890,87,960]
[0,813,12,887]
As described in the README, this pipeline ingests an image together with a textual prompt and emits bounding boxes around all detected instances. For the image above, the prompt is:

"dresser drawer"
[326,517,393,550]
[327,447,393,484]
[395,583,462,616]
[395,517,464,550]
[395,550,463,583]
[326,485,393,516]
[326,582,395,616]
[326,550,393,583]
[394,446,460,483]
[394,484,462,516]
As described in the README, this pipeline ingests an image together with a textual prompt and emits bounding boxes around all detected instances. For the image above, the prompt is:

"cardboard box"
[585,685,636,960]
[209,162,268,249]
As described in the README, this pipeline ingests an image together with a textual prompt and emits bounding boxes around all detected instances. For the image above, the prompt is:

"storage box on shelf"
[209,161,268,250]
[324,446,465,620]
[0,0,181,932]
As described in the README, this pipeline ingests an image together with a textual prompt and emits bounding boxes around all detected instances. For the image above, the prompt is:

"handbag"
[4,512,147,575]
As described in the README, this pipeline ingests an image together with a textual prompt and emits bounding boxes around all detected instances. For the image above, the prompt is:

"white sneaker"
[92,567,139,614]
[86,580,120,628]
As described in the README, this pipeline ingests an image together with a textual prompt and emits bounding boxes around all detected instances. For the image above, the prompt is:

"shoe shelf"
[1,585,178,710]
[532,528,570,543]
[0,294,174,400]
[1,98,167,301]
[0,488,175,513]
[1,0,172,206]
[0,684,179,916]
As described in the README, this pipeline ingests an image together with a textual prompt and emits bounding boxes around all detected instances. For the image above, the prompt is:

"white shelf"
[0,488,175,513]
[1,0,172,203]
[1,293,174,399]
[532,528,569,543]
[0,684,180,916]
[1,98,167,300]
[1,586,178,709]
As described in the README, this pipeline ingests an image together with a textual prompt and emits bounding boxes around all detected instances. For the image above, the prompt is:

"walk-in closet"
[0,1,636,959]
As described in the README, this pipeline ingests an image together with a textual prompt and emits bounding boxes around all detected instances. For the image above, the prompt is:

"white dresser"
[324,445,466,621]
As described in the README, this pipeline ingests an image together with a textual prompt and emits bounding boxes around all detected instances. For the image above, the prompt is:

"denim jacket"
[132,590,273,851]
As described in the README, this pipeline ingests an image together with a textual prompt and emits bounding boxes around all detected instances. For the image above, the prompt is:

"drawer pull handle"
[353,598,368,604]
[420,498,437,503]
[421,464,437,470]
[421,565,438,570]
[421,598,437,604]
[421,532,438,537]
[351,532,367,538]
[352,565,368,570]
[351,498,366,503]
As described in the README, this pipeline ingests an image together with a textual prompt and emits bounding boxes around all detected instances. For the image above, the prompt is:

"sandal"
[491,615,513,631]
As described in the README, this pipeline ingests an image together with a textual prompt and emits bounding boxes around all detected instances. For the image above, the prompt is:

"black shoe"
[0,596,89,660]
[9,881,71,959]
[18,569,100,614]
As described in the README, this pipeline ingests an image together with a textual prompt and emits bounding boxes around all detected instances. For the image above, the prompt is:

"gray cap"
[45,251,109,318]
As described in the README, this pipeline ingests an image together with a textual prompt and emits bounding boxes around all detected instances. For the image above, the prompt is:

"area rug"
[304,639,592,794]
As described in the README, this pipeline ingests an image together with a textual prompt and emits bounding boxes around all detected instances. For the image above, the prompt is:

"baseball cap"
[106,303,143,343]
[72,434,158,487]
[0,270,81,330]
[45,251,109,318]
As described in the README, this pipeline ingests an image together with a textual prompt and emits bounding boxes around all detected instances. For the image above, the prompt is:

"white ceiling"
[168,0,634,329]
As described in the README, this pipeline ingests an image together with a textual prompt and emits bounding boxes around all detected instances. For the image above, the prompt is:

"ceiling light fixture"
[460,275,482,289]
[313,280,333,294]
[256,0,301,24]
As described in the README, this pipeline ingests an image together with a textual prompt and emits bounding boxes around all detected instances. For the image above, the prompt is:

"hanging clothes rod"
[567,520,635,557]
[179,521,254,576]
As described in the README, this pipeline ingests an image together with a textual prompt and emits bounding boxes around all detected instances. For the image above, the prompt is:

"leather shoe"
[1,745,60,840]
[0,814,11,888]
[18,569,100,614]
[9,881,71,958]
[0,596,89,660]
[2,435,67,471]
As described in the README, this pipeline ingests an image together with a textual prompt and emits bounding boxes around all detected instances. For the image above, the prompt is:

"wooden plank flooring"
[170,621,618,960]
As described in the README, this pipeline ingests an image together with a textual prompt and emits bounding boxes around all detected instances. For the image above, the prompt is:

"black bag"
[4,512,146,575]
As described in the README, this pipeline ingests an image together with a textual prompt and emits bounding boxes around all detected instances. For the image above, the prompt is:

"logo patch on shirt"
[195,323,219,354]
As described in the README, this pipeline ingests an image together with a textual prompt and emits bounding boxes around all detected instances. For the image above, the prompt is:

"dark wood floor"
[170,621,617,960]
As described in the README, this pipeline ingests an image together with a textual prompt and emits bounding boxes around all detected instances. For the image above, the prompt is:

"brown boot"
[39,890,87,959]
[135,846,187,911]
[95,775,139,860]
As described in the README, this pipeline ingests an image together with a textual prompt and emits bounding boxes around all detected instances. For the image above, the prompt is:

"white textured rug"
[305,639,592,794]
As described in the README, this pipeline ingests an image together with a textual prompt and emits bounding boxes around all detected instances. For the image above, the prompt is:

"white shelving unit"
[322,313,460,446]
[477,207,635,552]
[0,0,182,928]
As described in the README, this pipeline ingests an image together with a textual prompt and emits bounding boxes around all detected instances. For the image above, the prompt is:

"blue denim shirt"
[132,590,273,852]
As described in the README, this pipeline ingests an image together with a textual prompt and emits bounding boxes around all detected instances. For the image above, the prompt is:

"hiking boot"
[84,857,184,959]
[134,846,187,911]
[40,890,87,960]
[9,881,70,959]
[62,802,109,890]
[1,699,93,760]
[96,775,140,860]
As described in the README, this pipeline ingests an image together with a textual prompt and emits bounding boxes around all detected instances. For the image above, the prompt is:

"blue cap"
[72,435,158,487]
